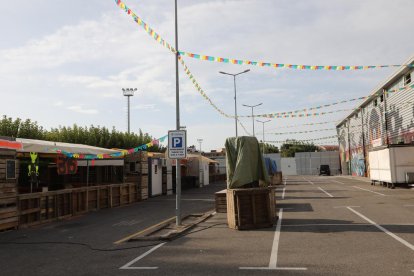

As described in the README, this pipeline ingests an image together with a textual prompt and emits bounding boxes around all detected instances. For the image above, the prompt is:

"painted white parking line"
[240,267,307,270]
[165,199,215,202]
[353,186,386,196]
[119,242,166,270]
[269,209,283,269]
[304,178,315,185]
[240,209,307,271]
[318,187,334,197]
[332,179,345,185]
[347,207,414,251]
[282,188,286,200]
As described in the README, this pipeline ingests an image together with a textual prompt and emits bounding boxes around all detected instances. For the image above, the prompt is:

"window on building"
[6,160,16,179]
[380,95,384,102]
[129,162,135,172]
[404,73,412,86]
[373,99,378,107]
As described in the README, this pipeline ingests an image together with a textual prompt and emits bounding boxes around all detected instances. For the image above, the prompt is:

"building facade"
[337,56,414,177]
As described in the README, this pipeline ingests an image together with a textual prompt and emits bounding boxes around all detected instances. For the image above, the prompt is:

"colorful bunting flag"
[179,51,414,71]
[57,135,168,160]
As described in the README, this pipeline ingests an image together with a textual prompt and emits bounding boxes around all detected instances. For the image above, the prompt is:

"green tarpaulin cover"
[225,136,270,189]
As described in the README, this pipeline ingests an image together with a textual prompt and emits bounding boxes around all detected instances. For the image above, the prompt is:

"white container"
[369,146,414,184]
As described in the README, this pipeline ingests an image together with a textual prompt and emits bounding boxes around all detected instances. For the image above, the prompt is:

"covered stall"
[15,138,124,193]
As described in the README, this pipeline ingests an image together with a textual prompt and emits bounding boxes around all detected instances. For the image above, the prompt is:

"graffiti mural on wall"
[350,148,365,176]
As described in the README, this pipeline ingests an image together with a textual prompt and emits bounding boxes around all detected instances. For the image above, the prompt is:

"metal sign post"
[168,130,186,226]
[173,0,182,226]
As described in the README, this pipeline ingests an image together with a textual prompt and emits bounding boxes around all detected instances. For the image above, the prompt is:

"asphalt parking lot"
[1,176,413,275]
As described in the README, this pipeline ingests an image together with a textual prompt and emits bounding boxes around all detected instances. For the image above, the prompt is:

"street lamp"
[242,103,262,137]
[122,88,137,134]
[197,138,203,154]
[219,69,250,137]
[256,119,271,155]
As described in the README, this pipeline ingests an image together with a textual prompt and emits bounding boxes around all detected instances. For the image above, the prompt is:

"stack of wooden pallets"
[226,187,276,230]
[124,151,149,201]
[0,149,18,231]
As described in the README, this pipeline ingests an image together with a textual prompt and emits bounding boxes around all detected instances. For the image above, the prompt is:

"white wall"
[295,151,340,175]
[281,158,297,175]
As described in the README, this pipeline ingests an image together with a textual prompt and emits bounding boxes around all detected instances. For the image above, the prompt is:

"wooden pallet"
[226,187,276,230]
[0,149,18,231]
[215,189,227,213]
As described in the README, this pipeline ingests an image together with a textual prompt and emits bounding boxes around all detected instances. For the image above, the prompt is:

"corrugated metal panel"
[385,77,414,144]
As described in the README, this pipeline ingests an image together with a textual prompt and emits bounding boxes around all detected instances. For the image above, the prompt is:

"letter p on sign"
[173,137,182,148]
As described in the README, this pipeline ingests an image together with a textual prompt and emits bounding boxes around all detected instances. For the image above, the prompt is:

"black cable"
[0,220,228,251]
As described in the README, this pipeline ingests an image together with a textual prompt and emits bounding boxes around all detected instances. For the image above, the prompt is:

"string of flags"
[56,135,168,160]
[178,56,232,117]
[238,119,252,136]
[115,0,414,72]
[265,128,336,135]
[267,135,338,144]
[115,1,414,121]
[115,0,177,55]
[256,109,353,119]
[115,0,233,118]
[266,120,339,130]
[179,51,414,71]
[241,84,414,119]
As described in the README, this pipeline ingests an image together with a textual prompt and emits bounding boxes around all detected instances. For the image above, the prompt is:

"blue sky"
[1,0,413,151]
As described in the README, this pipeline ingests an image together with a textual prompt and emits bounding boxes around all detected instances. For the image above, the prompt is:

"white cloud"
[67,105,98,114]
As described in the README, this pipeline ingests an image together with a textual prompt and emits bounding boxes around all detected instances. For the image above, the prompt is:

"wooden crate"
[226,187,276,230]
[271,172,283,185]
[215,189,227,213]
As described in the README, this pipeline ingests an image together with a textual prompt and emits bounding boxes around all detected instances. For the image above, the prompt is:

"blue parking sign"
[168,130,187,159]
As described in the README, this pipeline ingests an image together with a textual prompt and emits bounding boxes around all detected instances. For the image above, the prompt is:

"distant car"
[319,165,331,176]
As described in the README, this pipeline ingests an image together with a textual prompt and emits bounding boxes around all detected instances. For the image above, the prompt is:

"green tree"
[0,115,164,152]
[259,142,280,153]
[280,140,319,157]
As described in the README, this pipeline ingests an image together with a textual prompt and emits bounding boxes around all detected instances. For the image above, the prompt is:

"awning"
[187,154,219,164]
[16,138,119,155]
